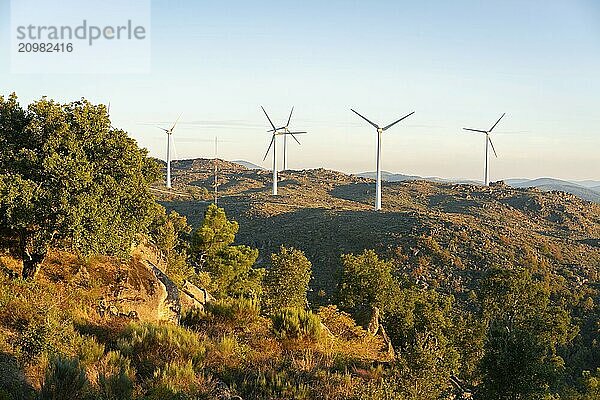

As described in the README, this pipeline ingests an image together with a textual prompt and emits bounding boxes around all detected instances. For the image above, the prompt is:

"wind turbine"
[156,114,182,189]
[266,107,306,170]
[261,106,306,195]
[463,113,505,186]
[351,108,415,211]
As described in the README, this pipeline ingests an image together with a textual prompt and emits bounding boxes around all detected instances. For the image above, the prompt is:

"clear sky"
[1,0,599,181]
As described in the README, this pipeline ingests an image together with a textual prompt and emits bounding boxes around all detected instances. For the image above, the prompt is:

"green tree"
[191,204,238,256]
[386,288,461,400]
[338,250,401,315]
[476,268,575,399]
[149,208,193,286]
[263,246,312,313]
[190,204,263,298]
[0,94,160,279]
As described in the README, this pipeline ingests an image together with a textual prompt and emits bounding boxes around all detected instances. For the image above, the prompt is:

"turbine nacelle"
[462,112,505,158]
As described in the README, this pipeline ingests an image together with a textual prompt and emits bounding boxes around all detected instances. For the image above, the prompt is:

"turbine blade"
[261,106,277,131]
[286,106,294,128]
[489,113,505,132]
[107,102,111,116]
[263,134,275,161]
[289,133,301,145]
[156,125,170,132]
[382,111,415,131]
[488,136,498,157]
[463,128,488,134]
[267,127,286,132]
[171,113,183,132]
[350,109,379,130]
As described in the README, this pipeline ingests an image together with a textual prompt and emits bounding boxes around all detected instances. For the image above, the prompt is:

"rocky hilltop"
[156,159,600,303]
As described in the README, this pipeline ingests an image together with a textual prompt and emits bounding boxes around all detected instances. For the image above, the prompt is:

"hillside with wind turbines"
[156,158,600,304]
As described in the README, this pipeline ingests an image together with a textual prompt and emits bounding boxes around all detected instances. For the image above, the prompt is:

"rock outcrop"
[367,306,395,359]
[92,244,211,323]
[180,280,215,310]
[95,255,180,323]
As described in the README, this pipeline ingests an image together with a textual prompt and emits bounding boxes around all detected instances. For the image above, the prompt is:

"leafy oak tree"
[476,268,576,399]
[338,249,401,315]
[263,246,312,314]
[0,94,160,278]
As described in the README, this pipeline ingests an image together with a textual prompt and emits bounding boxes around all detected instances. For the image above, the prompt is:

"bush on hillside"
[39,356,89,400]
[146,360,217,400]
[116,323,207,379]
[272,308,322,340]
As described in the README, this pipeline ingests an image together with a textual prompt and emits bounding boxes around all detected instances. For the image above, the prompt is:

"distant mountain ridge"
[573,180,600,188]
[159,158,599,203]
[354,171,480,185]
[505,178,600,203]
[356,171,600,203]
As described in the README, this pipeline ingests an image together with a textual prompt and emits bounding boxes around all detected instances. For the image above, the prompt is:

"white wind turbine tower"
[351,108,415,211]
[463,113,505,186]
[156,114,182,189]
[266,107,305,171]
[261,106,306,195]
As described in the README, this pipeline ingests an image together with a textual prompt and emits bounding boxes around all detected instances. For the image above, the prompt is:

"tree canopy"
[263,246,312,313]
[190,204,262,298]
[0,94,160,278]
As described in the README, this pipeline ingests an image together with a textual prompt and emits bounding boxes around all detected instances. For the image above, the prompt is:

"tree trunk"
[22,252,44,279]
[19,231,46,280]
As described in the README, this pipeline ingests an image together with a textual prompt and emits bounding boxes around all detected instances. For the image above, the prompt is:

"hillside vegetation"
[160,159,600,303]
[1,96,600,399]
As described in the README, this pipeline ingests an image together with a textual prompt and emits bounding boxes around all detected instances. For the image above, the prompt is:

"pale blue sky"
[1,0,599,181]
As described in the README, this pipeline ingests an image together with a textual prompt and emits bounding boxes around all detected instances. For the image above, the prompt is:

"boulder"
[91,244,181,324]
[180,280,214,310]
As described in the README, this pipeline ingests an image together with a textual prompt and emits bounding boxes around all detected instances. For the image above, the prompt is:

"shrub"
[146,360,216,400]
[215,335,237,359]
[14,324,51,362]
[240,369,311,400]
[272,308,322,340]
[208,297,260,323]
[97,351,136,400]
[350,377,403,400]
[99,371,134,400]
[39,356,89,400]
[116,322,206,379]
[181,297,261,334]
[76,335,105,366]
[0,352,33,400]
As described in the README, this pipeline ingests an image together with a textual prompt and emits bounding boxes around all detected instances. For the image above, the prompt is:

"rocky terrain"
[156,158,600,304]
